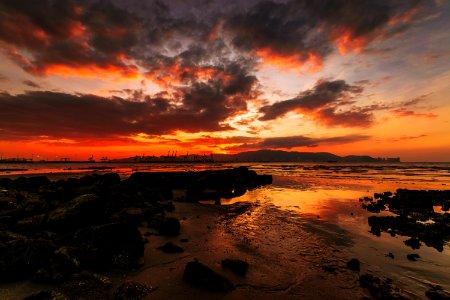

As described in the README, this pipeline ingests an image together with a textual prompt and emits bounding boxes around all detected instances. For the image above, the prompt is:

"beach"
[0,163,449,299]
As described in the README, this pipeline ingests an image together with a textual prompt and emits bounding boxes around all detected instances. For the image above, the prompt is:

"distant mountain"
[213,150,400,163]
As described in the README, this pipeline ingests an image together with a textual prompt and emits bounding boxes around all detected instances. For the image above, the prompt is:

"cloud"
[0,0,433,81]
[0,78,256,140]
[223,134,371,151]
[22,80,41,88]
[224,0,426,69]
[259,79,368,126]
[0,0,141,78]
[390,93,438,118]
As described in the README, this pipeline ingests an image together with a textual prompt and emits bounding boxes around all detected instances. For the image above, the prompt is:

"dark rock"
[158,217,181,236]
[346,258,360,272]
[111,207,147,225]
[359,273,408,299]
[113,281,153,300]
[157,242,184,253]
[11,176,51,191]
[407,254,420,261]
[57,271,112,300]
[22,290,67,300]
[15,214,47,234]
[404,237,422,250]
[425,285,450,300]
[386,252,395,259]
[0,178,12,188]
[180,238,189,243]
[0,237,56,281]
[47,194,104,232]
[370,226,381,236]
[72,223,144,270]
[221,259,249,276]
[183,260,234,292]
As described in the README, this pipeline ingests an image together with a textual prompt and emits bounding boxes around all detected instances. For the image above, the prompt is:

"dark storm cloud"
[224,134,371,150]
[0,0,431,78]
[224,0,425,59]
[0,0,141,75]
[0,78,255,139]
[259,79,364,121]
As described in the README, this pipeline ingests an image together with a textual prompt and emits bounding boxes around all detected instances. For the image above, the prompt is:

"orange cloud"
[256,48,323,72]
[392,110,437,118]
[388,7,418,25]
[332,28,368,55]
[40,63,140,80]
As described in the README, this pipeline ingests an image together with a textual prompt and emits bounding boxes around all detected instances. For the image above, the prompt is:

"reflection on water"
[222,172,450,298]
[1,162,449,297]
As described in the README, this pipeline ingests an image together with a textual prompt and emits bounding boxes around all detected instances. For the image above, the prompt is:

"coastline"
[0,167,449,299]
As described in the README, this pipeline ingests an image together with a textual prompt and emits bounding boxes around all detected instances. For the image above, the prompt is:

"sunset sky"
[0,0,449,161]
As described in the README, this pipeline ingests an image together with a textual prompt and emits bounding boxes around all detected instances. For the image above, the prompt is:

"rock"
[0,237,56,281]
[425,285,450,300]
[184,260,234,292]
[359,273,408,299]
[15,214,47,234]
[158,217,181,236]
[346,258,360,272]
[72,223,144,270]
[157,242,184,253]
[404,237,422,250]
[47,194,104,232]
[407,254,420,261]
[386,252,395,259]
[57,271,112,300]
[221,259,249,276]
[22,290,68,300]
[111,207,147,225]
[11,176,51,191]
[113,281,153,300]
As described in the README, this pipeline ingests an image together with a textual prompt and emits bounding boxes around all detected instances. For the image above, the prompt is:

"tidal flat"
[0,163,449,299]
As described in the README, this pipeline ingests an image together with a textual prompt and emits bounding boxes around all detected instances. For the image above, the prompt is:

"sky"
[0,0,449,161]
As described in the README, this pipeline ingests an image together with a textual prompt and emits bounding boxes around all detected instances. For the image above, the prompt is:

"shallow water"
[1,162,449,298]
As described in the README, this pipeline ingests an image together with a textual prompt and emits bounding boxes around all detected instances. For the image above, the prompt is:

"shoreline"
[0,169,449,299]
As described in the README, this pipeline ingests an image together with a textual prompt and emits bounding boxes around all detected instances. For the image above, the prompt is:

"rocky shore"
[0,167,271,299]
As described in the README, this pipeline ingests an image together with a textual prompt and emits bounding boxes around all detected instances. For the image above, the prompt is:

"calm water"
[1,162,449,298]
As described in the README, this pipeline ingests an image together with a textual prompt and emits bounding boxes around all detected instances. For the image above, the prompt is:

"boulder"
[425,285,450,300]
[183,260,234,292]
[157,242,184,253]
[158,217,181,236]
[113,281,153,300]
[47,194,104,232]
[346,258,360,272]
[221,259,248,276]
[0,237,56,281]
[72,223,144,270]
[11,176,51,191]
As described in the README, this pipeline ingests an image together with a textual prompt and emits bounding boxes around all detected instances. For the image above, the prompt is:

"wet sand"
[130,201,368,299]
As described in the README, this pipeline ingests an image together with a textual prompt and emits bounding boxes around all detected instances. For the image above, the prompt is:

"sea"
[1,161,449,299]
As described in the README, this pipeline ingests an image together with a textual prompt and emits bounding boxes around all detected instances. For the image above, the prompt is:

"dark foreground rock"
[157,242,184,253]
[359,273,408,299]
[425,285,450,300]
[360,189,450,251]
[346,258,360,272]
[0,167,271,290]
[113,281,153,300]
[184,260,234,292]
[221,259,249,276]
